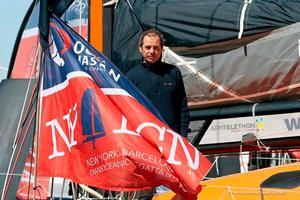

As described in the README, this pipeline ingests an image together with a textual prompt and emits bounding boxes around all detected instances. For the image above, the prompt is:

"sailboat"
[1,0,300,199]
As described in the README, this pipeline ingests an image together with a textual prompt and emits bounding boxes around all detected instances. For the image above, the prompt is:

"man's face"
[139,34,162,65]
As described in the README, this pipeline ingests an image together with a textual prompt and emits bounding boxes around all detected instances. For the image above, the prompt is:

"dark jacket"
[126,61,190,136]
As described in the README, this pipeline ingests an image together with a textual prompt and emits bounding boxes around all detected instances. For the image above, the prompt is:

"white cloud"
[0,66,8,81]
[0,66,8,71]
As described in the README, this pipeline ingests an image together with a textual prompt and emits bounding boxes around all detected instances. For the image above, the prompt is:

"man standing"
[126,28,190,199]
[127,28,190,138]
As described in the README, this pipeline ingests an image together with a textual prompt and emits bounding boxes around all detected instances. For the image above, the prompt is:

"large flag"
[37,15,211,199]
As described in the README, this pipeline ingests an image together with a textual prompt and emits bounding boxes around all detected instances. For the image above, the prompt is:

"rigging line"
[49,177,55,200]
[114,0,119,9]
[229,151,297,158]
[209,151,255,157]
[115,191,125,200]
[208,150,298,157]
[132,191,137,199]
[71,182,78,200]
[0,173,22,176]
[59,178,66,200]
[1,108,36,200]
[239,145,248,172]
[208,153,299,162]
[27,141,35,200]
[163,47,252,103]
[256,130,300,138]
[12,44,41,149]
[251,103,258,119]
[203,184,300,194]
[103,0,119,8]
[125,0,145,31]
[79,184,104,199]
[215,156,220,177]
[1,44,40,200]
[33,46,44,200]
[3,115,36,197]
[79,0,82,35]
[208,150,270,158]
[33,62,44,200]
[219,186,227,200]
[227,186,235,200]
[203,158,217,180]
[224,156,299,162]
[260,188,265,200]
[251,103,261,149]
[238,0,253,39]
[13,84,38,149]
[252,103,270,152]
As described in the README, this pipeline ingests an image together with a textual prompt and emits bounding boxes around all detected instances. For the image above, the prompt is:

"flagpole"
[79,184,104,199]
[71,182,77,200]
[33,0,49,199]
[59,178,66,200]
[32,44,43,200]
[49,177,55,199]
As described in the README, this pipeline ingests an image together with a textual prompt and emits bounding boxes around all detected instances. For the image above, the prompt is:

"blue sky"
[0,1,32,79]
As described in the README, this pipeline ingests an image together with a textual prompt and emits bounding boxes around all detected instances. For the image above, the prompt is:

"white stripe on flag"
[42,71,131,97]
[101,88,131,96]
[42,71,93,96]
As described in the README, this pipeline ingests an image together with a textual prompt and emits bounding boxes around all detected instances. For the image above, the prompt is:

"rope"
[125,0,145,31]
[163,47,252,103]
[27,140,35,200]
[0,173,23,176]
[79,0,82,35]
[79,184,104,199]
[32,43,43,200]
[12,43,40,149]
[1,43,41,200]
[203,184,300,194]
[238,0,253,39]
[59,178,66,200]
[1,108,36,200]
[227,186,235,200]
[251,103,270,152]
[13,84,37,150]
[239,145,248,172]
[208,153,300,162]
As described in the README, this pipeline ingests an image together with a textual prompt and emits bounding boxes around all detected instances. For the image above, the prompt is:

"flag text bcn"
[114,115,200,170]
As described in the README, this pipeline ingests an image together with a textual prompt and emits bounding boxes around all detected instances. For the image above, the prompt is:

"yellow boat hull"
[153,162,300,200]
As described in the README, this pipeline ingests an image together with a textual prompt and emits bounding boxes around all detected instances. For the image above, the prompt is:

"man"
[126,28,190,199]
[127,28,190,138]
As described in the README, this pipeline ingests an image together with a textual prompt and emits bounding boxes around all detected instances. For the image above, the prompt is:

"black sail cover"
[112,0,300,109]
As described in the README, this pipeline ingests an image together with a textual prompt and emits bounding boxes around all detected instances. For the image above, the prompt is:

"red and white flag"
[37,15,211,199]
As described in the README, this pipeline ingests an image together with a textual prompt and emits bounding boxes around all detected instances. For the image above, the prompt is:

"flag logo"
[81,88,106,149]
